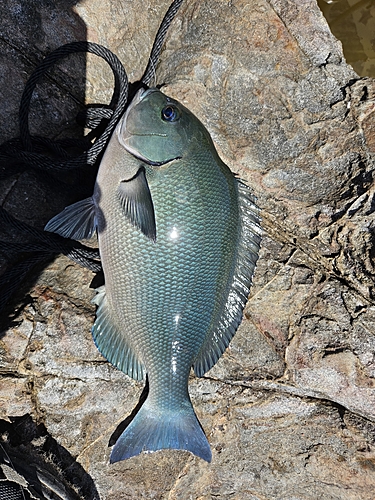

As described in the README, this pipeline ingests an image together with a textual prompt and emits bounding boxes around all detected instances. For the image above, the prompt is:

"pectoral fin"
[117,167,156,241]
[44,197,97,240]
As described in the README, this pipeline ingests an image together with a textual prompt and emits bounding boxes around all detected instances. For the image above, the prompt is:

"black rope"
[0,44,128,178]
[0,0,184,312]
[0,208,101,270]
[0,217,101,312]
[0,252,51,313]
[141,0,184,85]
[18,41,129,170]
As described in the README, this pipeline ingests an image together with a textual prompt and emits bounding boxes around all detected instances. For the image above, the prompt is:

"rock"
[1,0,375,498]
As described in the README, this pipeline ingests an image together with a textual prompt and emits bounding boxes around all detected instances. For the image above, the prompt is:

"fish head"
[117,88,212,166]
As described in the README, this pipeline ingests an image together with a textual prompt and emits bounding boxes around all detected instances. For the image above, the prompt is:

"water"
[318,0,375,77]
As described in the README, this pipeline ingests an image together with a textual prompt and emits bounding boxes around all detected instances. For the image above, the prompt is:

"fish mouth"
[139,87,159,100]
[116,88,151,163]
[124,87,159,118]
[121,88,146,129]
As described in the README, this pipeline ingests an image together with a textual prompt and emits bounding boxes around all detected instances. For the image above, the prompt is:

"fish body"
[45,88,261,463]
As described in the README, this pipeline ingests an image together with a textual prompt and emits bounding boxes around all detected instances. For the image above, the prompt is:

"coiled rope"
[0,0,184,313]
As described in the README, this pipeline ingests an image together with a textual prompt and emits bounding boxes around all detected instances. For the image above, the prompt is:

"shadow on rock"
[0,414,100,500]
[109,378,149,447]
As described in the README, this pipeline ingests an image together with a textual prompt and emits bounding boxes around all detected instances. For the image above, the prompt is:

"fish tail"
[110,400,212,463]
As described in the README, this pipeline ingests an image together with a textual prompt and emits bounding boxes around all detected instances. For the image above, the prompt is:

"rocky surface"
[1,0,375,499]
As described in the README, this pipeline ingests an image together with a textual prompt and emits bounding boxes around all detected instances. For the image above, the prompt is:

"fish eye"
[161,105,180,122]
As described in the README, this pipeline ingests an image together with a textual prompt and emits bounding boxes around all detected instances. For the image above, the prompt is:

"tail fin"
[110,401,212,463]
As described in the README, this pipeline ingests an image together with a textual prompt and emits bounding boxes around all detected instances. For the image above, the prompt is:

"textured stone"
[1,0,375,499]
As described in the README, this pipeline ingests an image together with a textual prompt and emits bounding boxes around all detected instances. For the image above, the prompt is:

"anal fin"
[92,286,145,381]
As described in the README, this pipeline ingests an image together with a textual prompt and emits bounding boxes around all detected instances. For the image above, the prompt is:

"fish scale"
[97,152,239,411]
[44,87,261,463]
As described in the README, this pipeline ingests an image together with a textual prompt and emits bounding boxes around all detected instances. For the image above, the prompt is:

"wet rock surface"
[1,0,375,498]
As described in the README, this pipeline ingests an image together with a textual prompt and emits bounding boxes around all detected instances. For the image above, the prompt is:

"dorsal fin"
[193,180,262,377]
[92,286,145,380]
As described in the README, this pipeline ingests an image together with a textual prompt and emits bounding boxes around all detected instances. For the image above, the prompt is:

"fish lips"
[117,88,182,166]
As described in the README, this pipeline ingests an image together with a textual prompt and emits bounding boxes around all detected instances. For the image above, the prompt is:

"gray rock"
[1,0,375,498]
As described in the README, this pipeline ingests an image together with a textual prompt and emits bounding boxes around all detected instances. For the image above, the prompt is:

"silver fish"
[45,88,261,463]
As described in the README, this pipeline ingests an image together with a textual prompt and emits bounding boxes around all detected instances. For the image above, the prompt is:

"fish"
[45,87,261,463]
